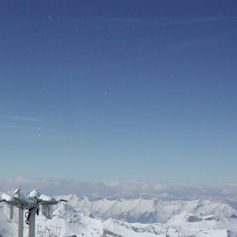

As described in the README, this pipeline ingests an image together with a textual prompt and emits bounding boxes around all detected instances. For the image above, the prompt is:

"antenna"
[0,188,66,237]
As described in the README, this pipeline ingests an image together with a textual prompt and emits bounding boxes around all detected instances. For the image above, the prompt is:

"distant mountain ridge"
[56,194,237,224]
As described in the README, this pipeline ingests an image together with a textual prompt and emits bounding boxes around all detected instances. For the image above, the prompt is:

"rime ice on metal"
[0,188,66,237]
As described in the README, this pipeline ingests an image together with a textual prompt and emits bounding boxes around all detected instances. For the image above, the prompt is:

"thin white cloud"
[0,115,42,122]
[88,16,237,32]
[0,124,57,133]
[1,177,237,200]
[97,17,141,23]
[177,31,237,50]
[41,16,237,27]
[164,16,237,25]
[177,38,219,50]
[101,16,237,26]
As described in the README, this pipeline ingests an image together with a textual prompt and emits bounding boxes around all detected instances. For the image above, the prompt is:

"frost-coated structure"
[0,188,65,237]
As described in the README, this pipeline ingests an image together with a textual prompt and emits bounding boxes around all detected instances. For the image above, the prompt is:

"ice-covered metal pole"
[18,208,23,237]
[28,208,37,237]
[0,188,65,237]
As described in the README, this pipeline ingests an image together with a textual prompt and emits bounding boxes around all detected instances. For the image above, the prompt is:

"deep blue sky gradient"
[0,1,237,182]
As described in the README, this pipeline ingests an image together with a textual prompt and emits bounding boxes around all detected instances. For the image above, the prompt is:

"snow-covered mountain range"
[58,194,237,224]
[1,194,237,236]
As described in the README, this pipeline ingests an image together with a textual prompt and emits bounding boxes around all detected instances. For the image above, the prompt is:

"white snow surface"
[39,194,55,202]
[1,195,237,237]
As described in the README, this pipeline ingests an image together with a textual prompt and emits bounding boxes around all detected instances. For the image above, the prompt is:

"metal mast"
[0,188,66,237]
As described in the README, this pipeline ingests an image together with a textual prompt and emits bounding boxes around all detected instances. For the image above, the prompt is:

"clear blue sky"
[0,1,237,182]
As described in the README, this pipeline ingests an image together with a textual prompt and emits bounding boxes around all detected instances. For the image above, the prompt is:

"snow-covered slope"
[31,203,237,236]
[1,196,237,236]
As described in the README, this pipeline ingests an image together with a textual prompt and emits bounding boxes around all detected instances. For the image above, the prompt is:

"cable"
[25,211,30,225]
